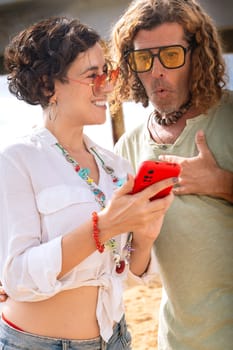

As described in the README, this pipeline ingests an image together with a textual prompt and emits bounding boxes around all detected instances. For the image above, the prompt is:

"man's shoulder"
[219,89,233,108]
[210,89,233,124]
[117,121,146,145]
[204,89,233,122]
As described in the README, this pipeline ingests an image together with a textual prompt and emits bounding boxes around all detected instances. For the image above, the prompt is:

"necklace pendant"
[115,260,125,274]
[78,168,90,179]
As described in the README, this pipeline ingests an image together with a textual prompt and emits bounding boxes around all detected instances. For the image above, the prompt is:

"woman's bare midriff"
[2,286,100,339]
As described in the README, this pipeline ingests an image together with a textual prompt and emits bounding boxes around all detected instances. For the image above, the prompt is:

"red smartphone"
[131,160,181,200]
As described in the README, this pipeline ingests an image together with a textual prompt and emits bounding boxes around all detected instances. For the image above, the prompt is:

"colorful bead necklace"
[55,142,133,274]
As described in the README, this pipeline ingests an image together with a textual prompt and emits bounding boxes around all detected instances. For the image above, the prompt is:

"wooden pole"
[109,103,125,145]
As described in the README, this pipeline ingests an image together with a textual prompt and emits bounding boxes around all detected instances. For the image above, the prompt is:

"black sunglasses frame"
[124,45,191,73]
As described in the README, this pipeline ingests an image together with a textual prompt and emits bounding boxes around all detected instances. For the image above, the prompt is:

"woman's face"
[53,42,112,128]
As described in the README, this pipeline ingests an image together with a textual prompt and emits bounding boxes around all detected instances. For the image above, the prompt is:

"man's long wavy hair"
[110,0,226,114]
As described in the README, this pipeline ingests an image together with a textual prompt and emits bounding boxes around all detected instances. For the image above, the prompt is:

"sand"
[124,278,162,350]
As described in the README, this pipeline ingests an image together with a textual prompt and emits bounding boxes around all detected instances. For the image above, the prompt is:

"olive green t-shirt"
[115,90,233,350]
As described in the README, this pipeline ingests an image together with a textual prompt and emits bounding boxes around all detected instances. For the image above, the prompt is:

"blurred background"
[0,0,233,149]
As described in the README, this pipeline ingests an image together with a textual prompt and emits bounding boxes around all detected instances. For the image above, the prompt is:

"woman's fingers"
[139,176,178,200]
[99,174,176,238]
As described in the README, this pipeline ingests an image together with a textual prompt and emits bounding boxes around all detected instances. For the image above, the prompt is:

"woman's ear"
[49,96,57,105]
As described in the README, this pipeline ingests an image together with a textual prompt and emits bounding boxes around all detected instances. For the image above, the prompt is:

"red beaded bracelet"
[92,211,105,253]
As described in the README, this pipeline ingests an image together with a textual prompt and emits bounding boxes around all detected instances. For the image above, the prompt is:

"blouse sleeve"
[126,250,161,288]
[0,152,63,301]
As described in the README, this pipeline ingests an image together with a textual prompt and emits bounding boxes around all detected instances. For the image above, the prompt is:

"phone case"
[131,160,181,200]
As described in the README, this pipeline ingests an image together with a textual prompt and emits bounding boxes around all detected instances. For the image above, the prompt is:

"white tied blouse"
[0,128,157,341]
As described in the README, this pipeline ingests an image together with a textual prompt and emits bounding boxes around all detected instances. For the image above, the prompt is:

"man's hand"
[159,130,233,202]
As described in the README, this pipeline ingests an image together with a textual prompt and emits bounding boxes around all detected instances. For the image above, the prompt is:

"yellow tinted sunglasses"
[124,45,191,73]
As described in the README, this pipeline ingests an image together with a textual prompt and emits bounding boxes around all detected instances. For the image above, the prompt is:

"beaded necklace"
[152,99,192,126]
[55,142,132,274]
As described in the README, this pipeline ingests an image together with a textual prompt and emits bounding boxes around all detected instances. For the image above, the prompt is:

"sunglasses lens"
[92,74,107,95]
[160,46,185,68]
[127,46,186,72]
[128,51,152,72]
[109,67,120,84]
[93,68,119,96]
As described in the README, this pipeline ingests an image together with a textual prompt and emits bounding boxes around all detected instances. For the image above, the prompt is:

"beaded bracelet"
[92,211,105,253]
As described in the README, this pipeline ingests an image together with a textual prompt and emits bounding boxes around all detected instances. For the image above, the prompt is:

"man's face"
[133,23,191,114]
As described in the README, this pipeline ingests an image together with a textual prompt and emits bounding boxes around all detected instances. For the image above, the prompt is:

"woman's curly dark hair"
[110,0,226,114]
[4,16,100,108]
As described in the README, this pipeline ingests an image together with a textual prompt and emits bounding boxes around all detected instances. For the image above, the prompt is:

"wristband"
[92,211,105,253]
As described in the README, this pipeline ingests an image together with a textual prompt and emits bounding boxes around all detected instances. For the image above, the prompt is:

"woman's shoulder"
[0,127,52,160]
[0,134,32,157]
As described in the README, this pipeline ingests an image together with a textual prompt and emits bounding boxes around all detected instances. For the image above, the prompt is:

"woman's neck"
[45,120,86,153]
